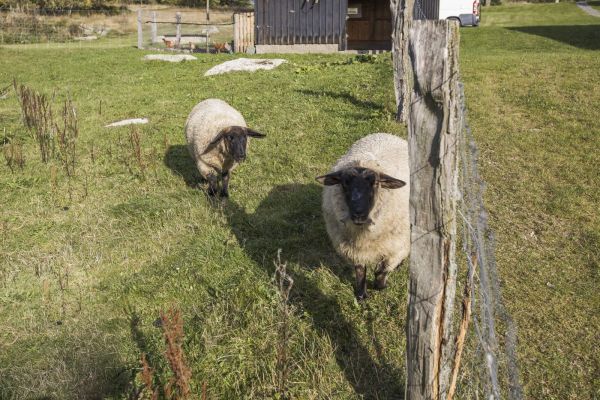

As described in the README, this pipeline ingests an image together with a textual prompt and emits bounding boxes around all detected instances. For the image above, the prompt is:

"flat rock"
[74,35,98,41]
[204,58,286,76]
[105,118,149,128]
[143,54,197,62]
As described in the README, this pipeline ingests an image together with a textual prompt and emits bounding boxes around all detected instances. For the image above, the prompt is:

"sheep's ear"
[245,128,266,138]
[208,131,227,146]
[316,171,343,186]
[378,173,406,189]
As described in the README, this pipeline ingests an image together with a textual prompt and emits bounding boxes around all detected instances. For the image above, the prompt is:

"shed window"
[347,4,362,18]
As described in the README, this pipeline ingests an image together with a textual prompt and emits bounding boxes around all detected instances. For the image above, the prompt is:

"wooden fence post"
[390,0,414,124]
[151,11,157,44]
[405,19,461,400]
[137,9,143,49]
[175,12,181,48]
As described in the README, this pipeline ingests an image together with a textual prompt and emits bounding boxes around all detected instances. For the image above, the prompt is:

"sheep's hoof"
[220,190,229,198]
[374,279,388,291]
[207,187,218,197]
[355,291,369,301]
[374,273,388,290]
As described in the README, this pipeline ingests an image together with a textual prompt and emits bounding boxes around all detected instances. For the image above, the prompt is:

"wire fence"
[138,9,234,52]
[455,82,524,399]
[0,7,235,50]
[0,7,139,47]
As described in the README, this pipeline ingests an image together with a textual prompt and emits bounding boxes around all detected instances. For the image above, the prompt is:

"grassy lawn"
[0,2,598,399]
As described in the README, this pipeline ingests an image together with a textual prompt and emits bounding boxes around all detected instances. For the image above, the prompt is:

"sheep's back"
[333,133,408,180]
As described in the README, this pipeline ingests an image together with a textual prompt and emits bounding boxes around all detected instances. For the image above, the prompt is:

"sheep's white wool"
[322,133,410,272]
[185,99,246,180]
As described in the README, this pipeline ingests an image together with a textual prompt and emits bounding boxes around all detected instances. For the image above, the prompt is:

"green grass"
[1,2,599,399]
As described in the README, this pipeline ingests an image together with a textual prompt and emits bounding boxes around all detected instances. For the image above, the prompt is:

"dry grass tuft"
[13,79,55,163]
[3,142,25,172]
[273,249,294,399]
[55,98,79,177]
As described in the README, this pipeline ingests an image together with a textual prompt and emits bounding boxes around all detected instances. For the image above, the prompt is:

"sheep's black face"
[209,126,266,163]
[226,131,248,162]
[341,168,377,225]
[316,167,407,226]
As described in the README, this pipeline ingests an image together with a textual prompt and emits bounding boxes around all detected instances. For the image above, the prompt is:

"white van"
[439,0,481,26]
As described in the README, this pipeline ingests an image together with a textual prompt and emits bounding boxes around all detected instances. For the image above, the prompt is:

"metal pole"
[137,9,143,49]
[151,11,157,43]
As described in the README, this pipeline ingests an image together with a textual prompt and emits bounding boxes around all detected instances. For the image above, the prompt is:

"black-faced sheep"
[316,133,410,300]
[185,99,265,197]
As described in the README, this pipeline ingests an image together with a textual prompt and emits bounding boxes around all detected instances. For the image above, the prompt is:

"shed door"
[346,0,392,50]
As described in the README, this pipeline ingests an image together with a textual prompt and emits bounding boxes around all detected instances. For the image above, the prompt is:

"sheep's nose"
[351,213,368,225]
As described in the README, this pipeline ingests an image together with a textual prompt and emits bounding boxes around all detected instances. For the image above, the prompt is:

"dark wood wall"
[346,0,392,50]
[255,0,348,46]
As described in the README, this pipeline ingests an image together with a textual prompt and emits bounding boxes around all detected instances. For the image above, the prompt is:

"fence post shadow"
[224,183,405,399]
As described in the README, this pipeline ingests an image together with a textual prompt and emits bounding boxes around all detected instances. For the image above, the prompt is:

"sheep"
[185,99,265,197]
[316,133,410,300]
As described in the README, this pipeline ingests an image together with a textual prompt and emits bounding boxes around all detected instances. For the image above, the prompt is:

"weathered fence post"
[175,12,181,48]
[151,11,157,44]
[206,0,210,21]
[390,0,414,124]
[137,9,143,49]
[405,19,461,400]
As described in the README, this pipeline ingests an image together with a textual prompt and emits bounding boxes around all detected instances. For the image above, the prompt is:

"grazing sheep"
[185,99,265,197]
[316,133,410,300]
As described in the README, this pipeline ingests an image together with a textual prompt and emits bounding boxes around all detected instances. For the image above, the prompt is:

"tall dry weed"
[129,126,146,177]
[160,307,192,400]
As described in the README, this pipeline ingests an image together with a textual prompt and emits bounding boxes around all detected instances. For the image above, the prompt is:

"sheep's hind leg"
[206,174,219,197]
[355,264,368,300]
[220,170,230,197]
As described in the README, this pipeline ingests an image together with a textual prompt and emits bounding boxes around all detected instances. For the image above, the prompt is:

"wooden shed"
[254,0,394,52]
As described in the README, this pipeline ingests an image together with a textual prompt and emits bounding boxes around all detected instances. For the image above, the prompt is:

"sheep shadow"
[164,144,200,187]
[296,89,386,114]
[224,183,405,399]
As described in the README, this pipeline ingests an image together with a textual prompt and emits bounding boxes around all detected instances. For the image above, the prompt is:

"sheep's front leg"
[374,262,389,290]
[220,170,230,198]
[355,264,368,300]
